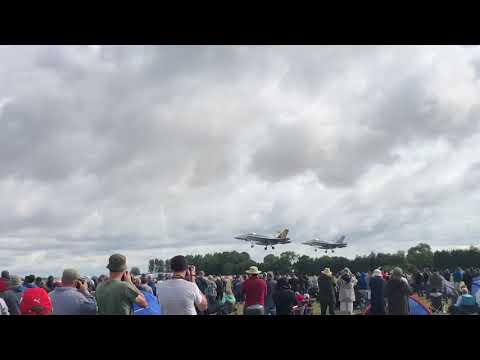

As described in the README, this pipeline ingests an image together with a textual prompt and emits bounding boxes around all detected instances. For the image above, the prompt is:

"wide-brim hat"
[392,267,403,276]
[106,254,128,272]
[8,275,21,288]
[321,268,332,276]
[246,266,261,275]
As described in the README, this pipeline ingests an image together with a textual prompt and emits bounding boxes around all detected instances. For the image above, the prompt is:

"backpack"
[20,288,52,315]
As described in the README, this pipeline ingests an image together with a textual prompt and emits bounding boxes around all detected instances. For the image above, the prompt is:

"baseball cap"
[106,254,128,272]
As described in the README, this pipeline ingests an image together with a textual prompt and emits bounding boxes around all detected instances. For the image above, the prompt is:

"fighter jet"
[235,229,291,250]
[302,234,347,253]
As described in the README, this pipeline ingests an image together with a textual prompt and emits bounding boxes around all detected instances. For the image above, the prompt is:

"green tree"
[407,243,434,269]
[148,259,155,273]
[131,267,141,276]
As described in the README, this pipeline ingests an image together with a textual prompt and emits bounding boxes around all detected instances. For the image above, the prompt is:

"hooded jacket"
[273,279,296,315]
[1,285,24,315]
[385,277,411,315]
[369,275,386,315]
[317,273,336,304]
[337,270,357,303]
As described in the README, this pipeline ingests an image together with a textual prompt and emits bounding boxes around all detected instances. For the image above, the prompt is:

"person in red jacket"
[0,270,10,293]
[241,266,267,315]
[20,287,52,315]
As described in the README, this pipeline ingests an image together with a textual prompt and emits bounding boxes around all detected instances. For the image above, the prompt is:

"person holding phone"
[95,254,148,315]
[49,269,97,315]
[156,256,208,315]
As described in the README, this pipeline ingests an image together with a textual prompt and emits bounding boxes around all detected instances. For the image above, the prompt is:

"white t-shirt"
[0,298,9,315]
[156,279,203,315]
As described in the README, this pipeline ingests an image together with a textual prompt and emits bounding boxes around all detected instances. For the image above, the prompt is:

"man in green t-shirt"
[95,254,148,315]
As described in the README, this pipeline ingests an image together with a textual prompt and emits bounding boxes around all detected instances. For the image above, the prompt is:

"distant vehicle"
[235,229,291,250]
[302,234,347,253]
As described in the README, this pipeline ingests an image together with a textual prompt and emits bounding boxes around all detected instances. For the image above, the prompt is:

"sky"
[1,45,480,277]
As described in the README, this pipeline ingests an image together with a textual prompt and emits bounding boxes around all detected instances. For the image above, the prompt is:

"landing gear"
[250,244,254,248]
[331,250,335,253]
[264,246,268,250]
[325,250,328,254]
[314,248,317,252]
[271,246,275,250]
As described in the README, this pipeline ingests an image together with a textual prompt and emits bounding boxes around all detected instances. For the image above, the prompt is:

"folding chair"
[430,296,444,314]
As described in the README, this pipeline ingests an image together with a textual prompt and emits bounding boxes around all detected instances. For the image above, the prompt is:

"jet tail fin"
[277,229,289,239]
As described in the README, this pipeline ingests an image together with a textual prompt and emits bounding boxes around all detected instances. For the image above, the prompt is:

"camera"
[76,277,87,289]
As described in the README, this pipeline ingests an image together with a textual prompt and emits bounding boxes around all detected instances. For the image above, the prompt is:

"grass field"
[234,295,447,315]
[234,302,363,315]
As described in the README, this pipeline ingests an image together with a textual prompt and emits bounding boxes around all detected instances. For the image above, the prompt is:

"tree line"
[147,243,480,275]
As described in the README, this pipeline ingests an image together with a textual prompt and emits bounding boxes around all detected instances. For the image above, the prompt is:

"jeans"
[320,301,335,315]
[244,305,265,315]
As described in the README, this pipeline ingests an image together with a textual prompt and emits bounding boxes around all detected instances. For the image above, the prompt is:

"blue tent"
[472,276,480,298]
[133,290,161,315]
[408,295,431,315]
[364,295,431,315]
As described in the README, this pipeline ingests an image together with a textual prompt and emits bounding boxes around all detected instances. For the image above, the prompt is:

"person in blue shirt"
[357,271,369,311]
[453,267,463,291]
[23,274,37,288]
[147,274,157,297]
[451,287,478,315]
[455,287,476,307]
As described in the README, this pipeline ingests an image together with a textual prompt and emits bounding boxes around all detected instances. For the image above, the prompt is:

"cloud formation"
[1,45,480,276]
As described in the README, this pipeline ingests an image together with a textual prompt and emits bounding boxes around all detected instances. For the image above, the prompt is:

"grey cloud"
[1,45,480,275]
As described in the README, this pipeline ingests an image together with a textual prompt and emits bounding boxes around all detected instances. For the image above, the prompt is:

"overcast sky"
[1,45,480,276]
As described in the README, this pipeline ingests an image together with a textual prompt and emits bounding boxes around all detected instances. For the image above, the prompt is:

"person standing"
[443,269,451,282]
[0,297,9,315]
[412,270,424,295]
[357,271,369,311]
[241,266,267,315]
[0,271,10,293]
[273,278,296,315]
[147,274,157,297]
[35,277,49,292]
[156,256,208,315]
[215,276,225,302]
[95,254,148,315]
[49,269,97,315]
[453,267,463,291]
[20,286,52,315]
[385,267,412,315]
[337,268,357,315]
[195,271,209,295]
[206,276,218,303]
[219,287,236,314]
[317,268,336,315]
[139,274,153,294]
[0,275,24,315]
[368,269,386,315]
[264,272,277,315]
[23,275,37,289]
[429,270,443,295]
[463,269,473,293]
[46,276,56,293]
[232,275,244,304]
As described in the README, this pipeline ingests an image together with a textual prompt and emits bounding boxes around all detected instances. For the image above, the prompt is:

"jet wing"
[234,234,250,241]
